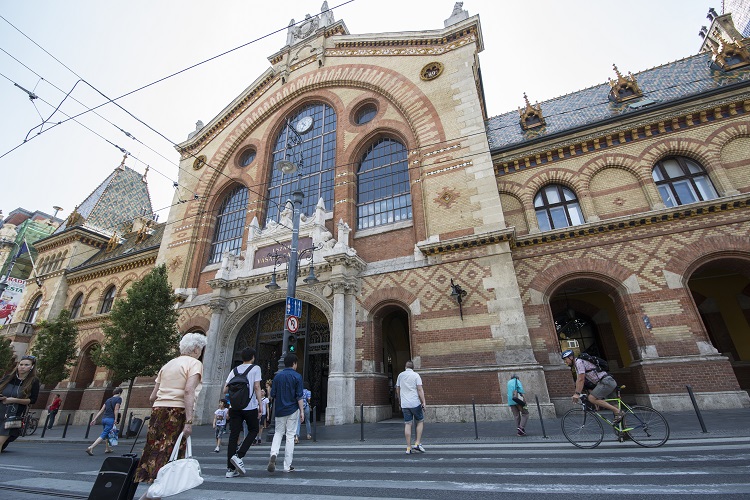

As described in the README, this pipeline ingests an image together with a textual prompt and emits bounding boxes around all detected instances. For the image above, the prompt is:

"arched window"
[25,295,42,324]
[357,138,412,230]
[652,156,718,207]
[534,184,584,231]
[208,185,249,265]
[267,103,337,225]
[100,286,116,314]
[70,293,84,319]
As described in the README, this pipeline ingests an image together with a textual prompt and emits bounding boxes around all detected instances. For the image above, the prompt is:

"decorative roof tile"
[486,51,750,152]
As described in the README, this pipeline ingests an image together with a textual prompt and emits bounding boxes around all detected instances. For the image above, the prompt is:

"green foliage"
[92,264,180,382]
[30,309,79,386]
[0,335,14,374]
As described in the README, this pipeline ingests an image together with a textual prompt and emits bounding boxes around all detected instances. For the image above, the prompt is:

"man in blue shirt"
[267,354,304,473]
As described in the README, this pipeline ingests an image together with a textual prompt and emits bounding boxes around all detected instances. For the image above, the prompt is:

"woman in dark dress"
[0,355,41,453]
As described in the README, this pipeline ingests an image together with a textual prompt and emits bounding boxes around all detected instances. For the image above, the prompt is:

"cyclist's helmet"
[561,350,575,359]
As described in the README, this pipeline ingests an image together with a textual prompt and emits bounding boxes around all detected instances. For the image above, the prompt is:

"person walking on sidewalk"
[395,360,426,454]
[267,353,304,473]
[295,382,312,443]
[223,347,263,478]
[87,387,122,455]
[507,374,529,436]
[47,393,61,429]
[213,400,229,452]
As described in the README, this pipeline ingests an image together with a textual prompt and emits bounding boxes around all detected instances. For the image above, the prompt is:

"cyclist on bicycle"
[562,350,624,423]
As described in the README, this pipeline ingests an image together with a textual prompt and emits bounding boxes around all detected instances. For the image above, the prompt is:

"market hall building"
[8,4,750,424]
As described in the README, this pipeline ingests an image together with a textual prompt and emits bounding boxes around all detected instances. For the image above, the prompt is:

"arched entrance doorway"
[379,306,411,416]
[233,301,330,419]
[688,258,750,390]
[68,343,100,410]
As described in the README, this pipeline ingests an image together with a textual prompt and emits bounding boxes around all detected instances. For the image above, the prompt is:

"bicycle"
[21,411,39,436]
[561,386,669,449]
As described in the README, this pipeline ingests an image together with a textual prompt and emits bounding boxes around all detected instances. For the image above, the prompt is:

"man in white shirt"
[223,347,263,478]
[395,360,426,454]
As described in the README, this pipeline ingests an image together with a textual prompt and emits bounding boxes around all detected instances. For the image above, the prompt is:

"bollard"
[85,413,94,439]
[686,385,708,433]
[534,395,548,439]
[312,406,317,442]
[360,403,365,442]
[471,397,479,440]
[40,413,51,438]
[61,414,71,438]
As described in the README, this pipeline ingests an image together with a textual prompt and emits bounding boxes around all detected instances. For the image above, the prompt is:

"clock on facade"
[295,115,314,134]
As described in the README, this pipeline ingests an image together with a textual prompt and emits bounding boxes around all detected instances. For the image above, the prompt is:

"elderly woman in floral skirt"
[134,332,206,500]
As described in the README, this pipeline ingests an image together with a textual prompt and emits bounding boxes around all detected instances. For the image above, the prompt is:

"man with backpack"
[562,350,624,423]
[223,347,263,478]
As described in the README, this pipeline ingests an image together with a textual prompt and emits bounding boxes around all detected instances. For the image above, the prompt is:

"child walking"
[213,400,229,452]
[256,389,269,444]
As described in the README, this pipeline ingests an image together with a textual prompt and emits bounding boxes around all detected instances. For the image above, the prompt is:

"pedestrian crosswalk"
[1,438,750,498]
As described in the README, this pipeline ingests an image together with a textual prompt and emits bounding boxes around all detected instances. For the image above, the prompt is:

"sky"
[0,0,717,225]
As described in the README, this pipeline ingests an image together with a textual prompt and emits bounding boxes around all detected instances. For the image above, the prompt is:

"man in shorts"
[395,360,426,454]
[562,350,624,423]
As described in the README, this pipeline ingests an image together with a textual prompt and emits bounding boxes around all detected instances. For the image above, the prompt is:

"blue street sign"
[286,296,302,318]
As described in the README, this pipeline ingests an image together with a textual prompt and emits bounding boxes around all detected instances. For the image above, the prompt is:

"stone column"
[325,280,353,424]
[195,296,227,424]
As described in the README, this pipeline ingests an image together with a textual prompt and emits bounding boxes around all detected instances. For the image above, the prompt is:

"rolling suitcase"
[87,416,149,500]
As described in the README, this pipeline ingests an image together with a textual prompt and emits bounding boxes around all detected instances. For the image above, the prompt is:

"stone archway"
[67,343,99,410]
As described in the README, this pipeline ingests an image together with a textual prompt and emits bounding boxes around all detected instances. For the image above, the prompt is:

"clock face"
[295,116,313,134]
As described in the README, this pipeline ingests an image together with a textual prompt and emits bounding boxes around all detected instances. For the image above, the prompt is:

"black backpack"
[578,352,609,372]
[226,365,253,409]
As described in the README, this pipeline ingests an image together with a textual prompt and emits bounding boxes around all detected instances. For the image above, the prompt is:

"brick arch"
[579,153,643,191]
[704,120,750,149]
[359,285,419,315]
[180,316,210,334]
[496,180,528,202]
[663,236,750,282]
[525,168,584,196]
[639,137,719,173]
[533,258,633,300]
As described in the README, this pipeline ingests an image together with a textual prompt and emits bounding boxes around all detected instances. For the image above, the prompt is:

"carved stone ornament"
[193,155,207,171]
[709,30,750,71]
[105,231,120,253]
[608,64,643,102]
[518,93,546,130]
[420,62,444,81]
[435,186,460,208]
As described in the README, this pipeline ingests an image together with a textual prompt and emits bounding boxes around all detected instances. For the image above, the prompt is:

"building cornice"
[417,228,515,256]
[67,254,157,284]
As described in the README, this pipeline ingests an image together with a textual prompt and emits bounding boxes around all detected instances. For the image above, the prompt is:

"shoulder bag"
[146,432,203,498]
[511,379,527,406]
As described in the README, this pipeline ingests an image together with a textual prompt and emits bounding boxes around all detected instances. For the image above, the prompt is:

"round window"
[355,104,377,125]
[239,148,256,167]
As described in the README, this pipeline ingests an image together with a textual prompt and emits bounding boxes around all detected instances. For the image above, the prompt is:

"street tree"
[0,335,14,374]
[30,309,79,387]
[93,264,180,428]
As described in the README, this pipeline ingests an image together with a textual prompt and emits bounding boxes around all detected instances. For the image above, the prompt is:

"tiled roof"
[73,222,165,271]
[54,166,153,236]
[486,52,750,152]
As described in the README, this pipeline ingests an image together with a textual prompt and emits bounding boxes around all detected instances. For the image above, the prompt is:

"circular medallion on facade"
[420,62,444,81]
[193,155,207,170]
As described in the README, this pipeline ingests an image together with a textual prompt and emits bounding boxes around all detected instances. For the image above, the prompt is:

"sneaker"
[230,454,246,475]
[294,435,299,444]
[405,447,412,454]
[214,446,220,453]
[412,443,426,453]
[267,454,277,472]
[517,427,527,436]
[613,411,626,424]
[225,469,240,478]
[284,466,295,473]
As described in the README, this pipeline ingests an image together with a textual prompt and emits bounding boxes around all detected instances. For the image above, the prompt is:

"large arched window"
[534,184,584,231]
[652,156,718,207]
[99,286,116,314]
[25,295,42,324]
[208,185,249,265]
[357,138,412,230]
[70,293,84,319]
[267,103,337,225]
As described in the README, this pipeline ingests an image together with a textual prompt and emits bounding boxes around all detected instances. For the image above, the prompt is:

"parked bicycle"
[21,411,39,436]
[561,386,669,448]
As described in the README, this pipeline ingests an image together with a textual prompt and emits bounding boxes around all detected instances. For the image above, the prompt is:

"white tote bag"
[146,432,203,498]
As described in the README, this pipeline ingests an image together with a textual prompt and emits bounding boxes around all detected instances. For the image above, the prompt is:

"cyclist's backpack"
[578,353,609,372]
[226,365,253,409]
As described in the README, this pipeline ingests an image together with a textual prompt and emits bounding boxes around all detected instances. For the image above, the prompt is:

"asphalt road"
[1,434,749,499]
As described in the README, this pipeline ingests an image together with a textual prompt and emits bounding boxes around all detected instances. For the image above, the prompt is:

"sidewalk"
[19,407,750,448]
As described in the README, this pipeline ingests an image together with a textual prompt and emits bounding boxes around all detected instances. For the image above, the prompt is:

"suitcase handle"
[129,416,149,454]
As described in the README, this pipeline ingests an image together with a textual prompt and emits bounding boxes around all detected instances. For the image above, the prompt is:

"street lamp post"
[279,187,304,368]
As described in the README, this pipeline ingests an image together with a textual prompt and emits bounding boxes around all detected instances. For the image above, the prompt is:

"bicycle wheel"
[561,408,603,448]
[624,405,669,447]
[27,417,38,436]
